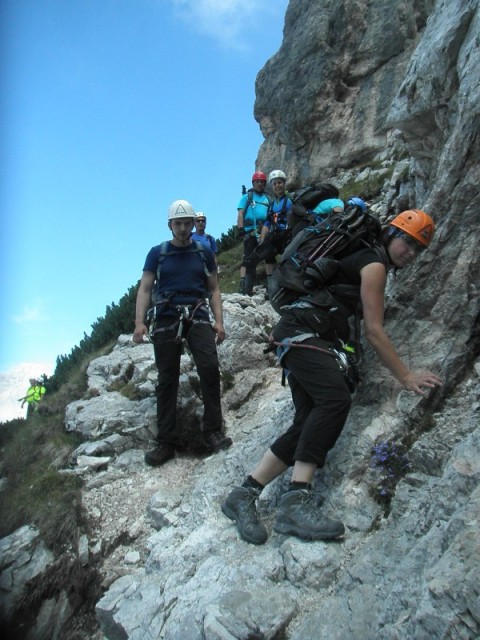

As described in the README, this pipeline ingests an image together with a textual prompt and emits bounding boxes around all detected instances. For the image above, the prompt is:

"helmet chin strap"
[170,225,192,246]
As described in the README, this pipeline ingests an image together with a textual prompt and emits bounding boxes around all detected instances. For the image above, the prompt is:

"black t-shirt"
[335,246,387,286]
[272,246,388,344]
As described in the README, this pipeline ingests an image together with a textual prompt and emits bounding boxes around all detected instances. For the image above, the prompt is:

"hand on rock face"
[402,371,442,395]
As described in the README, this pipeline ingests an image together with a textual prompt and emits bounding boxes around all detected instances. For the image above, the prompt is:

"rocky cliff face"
[2,1,479,639]
[255,0,435,182]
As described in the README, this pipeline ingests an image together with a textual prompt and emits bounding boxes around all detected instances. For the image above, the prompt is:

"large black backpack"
[287,182,340,236]
[270,202,386,314]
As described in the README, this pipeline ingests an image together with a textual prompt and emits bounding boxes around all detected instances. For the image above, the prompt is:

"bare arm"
[207,273,225,344]
[360,262,442,395]
[133,271,155,343]
[237,208,245,230]
[259,224,269,242]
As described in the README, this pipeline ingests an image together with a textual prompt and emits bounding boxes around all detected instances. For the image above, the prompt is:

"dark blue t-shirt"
[143,241,216,316]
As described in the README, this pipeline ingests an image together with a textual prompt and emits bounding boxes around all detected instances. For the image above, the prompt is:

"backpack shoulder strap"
[245,189,254,211]
[206,234,215,251]
[156,241,170,278]
[373,244,389,265]
[156,240,210,281]
[191,240,210,276]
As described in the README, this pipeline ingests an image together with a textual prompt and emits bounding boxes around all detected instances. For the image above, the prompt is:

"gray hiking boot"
[221,486,268,545]
[273,489,345,540]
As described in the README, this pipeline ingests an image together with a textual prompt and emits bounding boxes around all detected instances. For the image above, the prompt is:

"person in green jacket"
[20,378,46,417]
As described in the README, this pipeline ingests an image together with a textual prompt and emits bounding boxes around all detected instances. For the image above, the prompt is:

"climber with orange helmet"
[222,208,442,546]
[236,171,272,295]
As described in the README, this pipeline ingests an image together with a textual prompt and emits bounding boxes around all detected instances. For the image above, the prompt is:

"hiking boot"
[244,275,254,297]
[273,489,345,540]
[221,486,268,545]
[203,431,233,453]
[144,444,175,467]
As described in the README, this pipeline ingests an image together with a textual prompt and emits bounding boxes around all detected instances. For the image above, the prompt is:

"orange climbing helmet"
[389,209,435,247]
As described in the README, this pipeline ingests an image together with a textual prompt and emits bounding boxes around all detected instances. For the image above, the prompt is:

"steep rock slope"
[92,0,480,637]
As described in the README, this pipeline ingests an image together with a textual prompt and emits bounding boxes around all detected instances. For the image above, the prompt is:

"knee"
[198,362,220,382]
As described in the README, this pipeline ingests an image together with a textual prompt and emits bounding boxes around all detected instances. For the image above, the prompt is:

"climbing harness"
[267,335,359,391]
[147,298,210,343]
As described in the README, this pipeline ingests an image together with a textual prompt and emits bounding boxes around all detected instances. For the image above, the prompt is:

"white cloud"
[168,0,283,49]
[12,300,48,325]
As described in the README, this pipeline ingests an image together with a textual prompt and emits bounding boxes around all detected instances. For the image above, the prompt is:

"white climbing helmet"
[168,200,196,220]
[268,169,287,184]
[195,211,206,220]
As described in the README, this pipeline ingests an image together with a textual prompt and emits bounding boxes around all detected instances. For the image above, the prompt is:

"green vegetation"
[217,234,270,293]
[339,167,394,202]
[49,284,139,392]
[216,224,239,253]
[0,411,84,551]
[0,342,119,549]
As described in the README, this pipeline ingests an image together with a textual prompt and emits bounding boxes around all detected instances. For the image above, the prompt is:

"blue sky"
[0,0,289,375]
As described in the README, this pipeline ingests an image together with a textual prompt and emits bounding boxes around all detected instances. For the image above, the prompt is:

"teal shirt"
[238,191,271,232]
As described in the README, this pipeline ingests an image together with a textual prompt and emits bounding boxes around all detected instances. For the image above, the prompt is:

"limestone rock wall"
[255,0,435,182]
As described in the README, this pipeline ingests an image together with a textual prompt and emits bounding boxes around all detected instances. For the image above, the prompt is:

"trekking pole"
[308,229,350,262]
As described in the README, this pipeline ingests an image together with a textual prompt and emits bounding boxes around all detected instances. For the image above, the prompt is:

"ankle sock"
[242,475,265,492]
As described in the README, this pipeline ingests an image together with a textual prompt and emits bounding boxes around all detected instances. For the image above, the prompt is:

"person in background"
[221,209,442,545]
[311,197,345,221]
[251,169,293,297]
[20,378,46,417]
[133,199,232,467]
[192,212,218,266]
[237,171,272,296]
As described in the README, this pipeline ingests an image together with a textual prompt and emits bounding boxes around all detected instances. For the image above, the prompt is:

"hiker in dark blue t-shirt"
[192,212,218,266]
[133,200,232,467]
